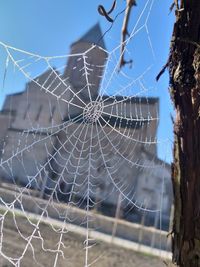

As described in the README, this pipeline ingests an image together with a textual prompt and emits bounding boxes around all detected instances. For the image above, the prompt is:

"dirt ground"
[0,213,170,267]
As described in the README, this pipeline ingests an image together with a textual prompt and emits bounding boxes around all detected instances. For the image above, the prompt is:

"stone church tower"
[64,23,107,110]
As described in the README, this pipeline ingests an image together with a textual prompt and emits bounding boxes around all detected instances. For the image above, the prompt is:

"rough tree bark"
[169,1,200,266]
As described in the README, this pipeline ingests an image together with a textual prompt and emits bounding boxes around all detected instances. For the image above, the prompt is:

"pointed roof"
[74,23,106,49]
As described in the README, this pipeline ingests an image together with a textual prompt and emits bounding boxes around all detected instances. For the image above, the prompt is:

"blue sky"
[0,0,174,163]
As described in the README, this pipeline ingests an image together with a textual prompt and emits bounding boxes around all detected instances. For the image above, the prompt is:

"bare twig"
[97,0,136,69]
[169,3,175,13]
[98,0,117,23]
[119,0,136,69]
[169,1,185,13]
[174,0,179,10]
[156,62,169,81]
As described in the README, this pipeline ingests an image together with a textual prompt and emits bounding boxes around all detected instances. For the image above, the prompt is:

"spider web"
[0,1,172,266]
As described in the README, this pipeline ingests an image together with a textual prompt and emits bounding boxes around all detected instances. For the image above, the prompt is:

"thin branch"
[119,0,136,69]
[97,0,136,69]
[98,0,117,23]
[156,62,169,81]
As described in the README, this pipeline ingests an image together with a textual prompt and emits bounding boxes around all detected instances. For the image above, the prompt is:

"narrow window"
[49,105,56,122]
[23,103,31,120]
[35,105,43,121]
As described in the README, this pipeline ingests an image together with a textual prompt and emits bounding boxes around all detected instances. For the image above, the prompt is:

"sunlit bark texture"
[169,1,200,266]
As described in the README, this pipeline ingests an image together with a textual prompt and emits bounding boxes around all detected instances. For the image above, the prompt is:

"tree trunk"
[169,1,200,266]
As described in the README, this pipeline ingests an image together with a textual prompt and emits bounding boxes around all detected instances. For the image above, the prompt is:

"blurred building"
[0,23,172,227]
